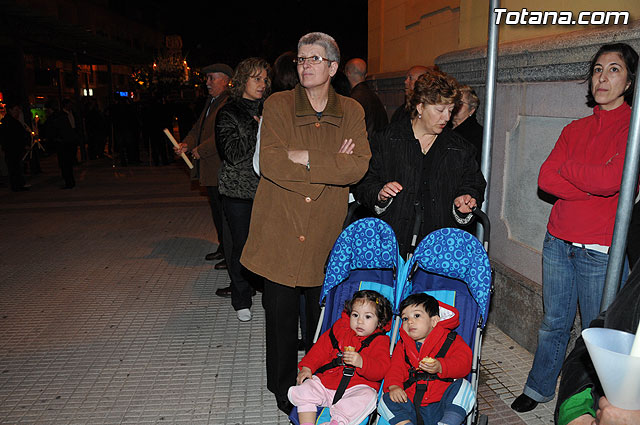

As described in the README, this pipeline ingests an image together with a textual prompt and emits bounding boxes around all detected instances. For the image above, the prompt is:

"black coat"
[355,117,486,257]
[555,261,640,422]
[0,114,29,158]
[43,110,78,148]
[453,113,483,166]
[215,97,262,199]
[350,82,388,139]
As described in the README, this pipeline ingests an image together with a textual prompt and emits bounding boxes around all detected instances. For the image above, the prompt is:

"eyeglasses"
[294,55,333,65]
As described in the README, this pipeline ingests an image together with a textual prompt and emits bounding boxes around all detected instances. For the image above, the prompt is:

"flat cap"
[201,63,233,77]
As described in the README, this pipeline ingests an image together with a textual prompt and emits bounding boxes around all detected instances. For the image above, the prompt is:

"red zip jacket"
[299,313,391,391]
[539,103,632,245]
[383,301,472,406]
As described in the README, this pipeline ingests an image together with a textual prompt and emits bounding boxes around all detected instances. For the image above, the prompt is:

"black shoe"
[215,286,232,298]
[214,260,227,270]
[205,251,224,261]
[511,393,538,412]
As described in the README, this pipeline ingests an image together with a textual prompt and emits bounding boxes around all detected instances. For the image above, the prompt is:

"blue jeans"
[524,231,611,402]
[378,379,474,425]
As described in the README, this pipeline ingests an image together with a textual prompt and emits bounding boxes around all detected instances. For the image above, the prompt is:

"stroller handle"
[472,207,490,248]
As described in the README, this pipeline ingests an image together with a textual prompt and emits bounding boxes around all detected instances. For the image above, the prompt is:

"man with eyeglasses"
[241,32,371,415]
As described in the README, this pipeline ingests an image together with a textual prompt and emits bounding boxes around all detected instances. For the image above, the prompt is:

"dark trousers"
[149,133,168,166]
[262,279,321,402]
[206,186,225,251]
[57,143,76,188]
[221,196,256,311]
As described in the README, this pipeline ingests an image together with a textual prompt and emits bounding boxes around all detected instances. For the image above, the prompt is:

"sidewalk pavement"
[0,157,556,424]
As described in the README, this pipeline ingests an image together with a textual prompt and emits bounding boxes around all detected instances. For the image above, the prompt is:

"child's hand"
[388,385,408,403]
[342,351,363,368]
[418,357,442,375]
[296,367,312,385]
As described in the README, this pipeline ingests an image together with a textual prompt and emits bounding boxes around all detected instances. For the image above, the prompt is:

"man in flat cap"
[175,63,233,293]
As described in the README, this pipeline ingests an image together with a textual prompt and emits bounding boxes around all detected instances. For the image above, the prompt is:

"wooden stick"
[163,128,194,169]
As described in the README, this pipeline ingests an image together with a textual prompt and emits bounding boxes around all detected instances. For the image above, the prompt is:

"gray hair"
[298,32,340,65]
[459,85,480,109]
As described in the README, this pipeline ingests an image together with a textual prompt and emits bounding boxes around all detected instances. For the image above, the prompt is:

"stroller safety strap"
[314,326,386,405]
[402,331,457,425]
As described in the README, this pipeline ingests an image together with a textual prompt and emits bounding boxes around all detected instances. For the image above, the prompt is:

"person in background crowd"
[344,58,388,139]
[85,98,108,160]
[451,85,483,166]
[110,98,141,166]
[44,99,77,189]
[355,71,485,258]
[0,102,30,191]
[241,31,371,415]
[174,63,233,278]
[390,65,439,124]
[62,98,83,163]
[331,68,352,97]
[142,97,171,166]
[215,57,271,322]
[512,42,638,414]
[271,51,299,94]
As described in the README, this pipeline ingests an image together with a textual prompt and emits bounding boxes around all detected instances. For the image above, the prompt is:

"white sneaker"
[237,308,252,322]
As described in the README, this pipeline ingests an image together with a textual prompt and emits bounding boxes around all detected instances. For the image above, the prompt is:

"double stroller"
[289,217,492,425]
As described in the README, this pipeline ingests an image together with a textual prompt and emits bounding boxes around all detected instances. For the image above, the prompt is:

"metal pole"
[476,0,500,247]
[600,64,640,312]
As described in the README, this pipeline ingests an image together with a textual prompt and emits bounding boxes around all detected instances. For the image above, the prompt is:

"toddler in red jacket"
[379,293,474,425]
[288,290,393,425]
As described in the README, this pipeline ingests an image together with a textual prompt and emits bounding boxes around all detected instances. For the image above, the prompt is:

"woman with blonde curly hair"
[355,71,486,257]
[215,57,271,322]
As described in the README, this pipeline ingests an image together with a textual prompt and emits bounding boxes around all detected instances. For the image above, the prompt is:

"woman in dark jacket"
[451,85,483,166]
[355,71,486,258]
[216,57,271,322]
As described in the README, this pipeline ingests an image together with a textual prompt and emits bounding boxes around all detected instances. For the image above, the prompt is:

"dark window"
[63,72,76,88]
[34,69,56,87]
[96,71,110,85]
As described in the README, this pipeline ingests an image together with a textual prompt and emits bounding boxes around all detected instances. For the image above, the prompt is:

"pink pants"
[288,376,378,425]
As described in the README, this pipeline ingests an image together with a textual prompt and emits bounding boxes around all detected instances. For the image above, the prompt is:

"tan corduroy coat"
[183,91,229,186]
[241,84,371,287]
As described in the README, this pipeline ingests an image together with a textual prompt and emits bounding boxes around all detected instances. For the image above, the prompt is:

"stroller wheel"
[476,413,488,425]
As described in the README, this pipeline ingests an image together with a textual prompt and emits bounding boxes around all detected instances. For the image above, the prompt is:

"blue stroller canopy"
[403,228,491,326]
[322,218,401,302]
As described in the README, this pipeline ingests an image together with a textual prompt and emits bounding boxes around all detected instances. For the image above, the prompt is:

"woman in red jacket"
[288,290,392,425]
[511,43,639,414]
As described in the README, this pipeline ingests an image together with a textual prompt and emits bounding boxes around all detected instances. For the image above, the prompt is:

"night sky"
[156,0,368,69]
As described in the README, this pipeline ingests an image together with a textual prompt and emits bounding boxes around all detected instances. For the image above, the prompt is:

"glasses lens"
[311,56,322,64]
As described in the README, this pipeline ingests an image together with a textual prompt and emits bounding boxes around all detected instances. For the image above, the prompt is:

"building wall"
[367,0,640,351]
[370,0,640,74]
